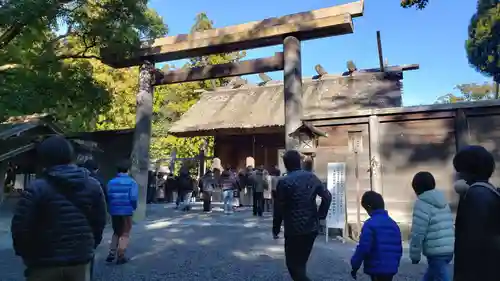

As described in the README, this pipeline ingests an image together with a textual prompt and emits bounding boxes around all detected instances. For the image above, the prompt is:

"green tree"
[466,0,500,98]
[401,0,429,9]
[150,12,245,164]
[0,0,167,130]
[436,82,497,103]
[0,0,167,68]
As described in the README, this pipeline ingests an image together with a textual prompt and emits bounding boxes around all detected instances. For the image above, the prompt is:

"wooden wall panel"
[316,124,371,223]
[379,118,456,223]
[468,115,500,186]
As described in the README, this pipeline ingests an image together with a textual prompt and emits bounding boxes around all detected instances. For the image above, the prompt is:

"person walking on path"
[11,136,107,281]
[409,171,454,281]
[178,169,194,211]
[452,145,500,281]
[81,159,108,281]
[220,170,237,214]
[269,166,281,215]
[82,159,107,200]
[175,174,184,209]
[200,170,217,212]
[105,161,139,264]
[251,166,268,217]
[350,191,402,281]
[272,150,332,281]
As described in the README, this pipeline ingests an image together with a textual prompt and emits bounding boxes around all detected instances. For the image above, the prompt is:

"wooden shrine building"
[169,64,415,171]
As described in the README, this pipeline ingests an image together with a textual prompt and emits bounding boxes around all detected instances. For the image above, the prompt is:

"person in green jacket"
[410,171,454,281]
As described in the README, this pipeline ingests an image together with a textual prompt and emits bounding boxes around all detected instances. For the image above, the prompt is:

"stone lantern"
[288,122,327,171]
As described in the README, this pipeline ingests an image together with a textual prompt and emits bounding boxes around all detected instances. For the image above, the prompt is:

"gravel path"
[0,203,434,280]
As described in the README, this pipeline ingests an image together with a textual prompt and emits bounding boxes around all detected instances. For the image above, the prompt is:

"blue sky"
[149,0,491,106]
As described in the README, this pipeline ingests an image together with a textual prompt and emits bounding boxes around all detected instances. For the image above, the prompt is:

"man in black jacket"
[83,159,107,203]
[452,145,500,281]
[11,136,107,281]
[273,150,332,281]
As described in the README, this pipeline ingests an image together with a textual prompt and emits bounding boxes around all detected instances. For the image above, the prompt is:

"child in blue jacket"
[351,191,403,281]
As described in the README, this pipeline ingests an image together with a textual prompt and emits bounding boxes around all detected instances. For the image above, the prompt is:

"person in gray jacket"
[200,170,217,212]
[410,171,454,281]
[251,166,268,217]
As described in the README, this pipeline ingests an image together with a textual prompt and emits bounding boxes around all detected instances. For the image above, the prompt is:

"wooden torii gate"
[102,0,364,220]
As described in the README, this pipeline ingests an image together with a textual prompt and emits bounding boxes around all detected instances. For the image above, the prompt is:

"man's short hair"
[116,160,131,173]
[37,136,74,167]
[361,191,385,210]
[282,150,302,171]
[412,171,436,195]
[453,145,495,181]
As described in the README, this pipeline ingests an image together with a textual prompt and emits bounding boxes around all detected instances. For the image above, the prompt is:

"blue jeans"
[223,190,234,213]
[423,255,453,281]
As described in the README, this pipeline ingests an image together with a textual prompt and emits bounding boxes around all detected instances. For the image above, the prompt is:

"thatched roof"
[169,66,408,137]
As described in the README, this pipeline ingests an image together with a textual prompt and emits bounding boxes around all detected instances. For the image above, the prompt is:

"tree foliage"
[466,0,500,97]
[0,0,167,130]
[0,0,167,64]
[401,0,429,9]
[436,82,497,103]
[149,12,245,165]
[0,4,243,173]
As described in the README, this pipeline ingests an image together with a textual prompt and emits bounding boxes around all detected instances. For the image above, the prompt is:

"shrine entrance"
[101,1,365,219]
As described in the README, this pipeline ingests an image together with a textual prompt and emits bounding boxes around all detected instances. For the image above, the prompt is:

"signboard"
[277,149,286,175]
[326,162,346,229]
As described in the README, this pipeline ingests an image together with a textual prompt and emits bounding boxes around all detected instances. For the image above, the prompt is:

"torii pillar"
[283,36,303,151]
[131,62,155,221]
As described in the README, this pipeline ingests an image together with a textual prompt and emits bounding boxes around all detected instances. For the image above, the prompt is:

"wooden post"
[198,148,206,178]
[494,80,499,100]
[131,61,155,221]
[354,149,361,236]
[368,115,383,194]
[169,148,177,174]
[348,131,363,238]
[283,36,303,150]
[376,31,384,72]
[454,109,469,150]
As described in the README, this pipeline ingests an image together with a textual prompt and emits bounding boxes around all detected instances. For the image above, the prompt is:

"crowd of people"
[148,163,283,216]
[7,135,500,281]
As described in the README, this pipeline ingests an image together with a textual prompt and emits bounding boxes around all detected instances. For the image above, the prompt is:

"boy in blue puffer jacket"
[410,172,454,281]
[105,161,139,264]
[351,191,402,281]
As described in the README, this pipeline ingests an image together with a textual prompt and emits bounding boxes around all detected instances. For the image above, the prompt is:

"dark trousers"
[146,185,155,203]
[90,256,94,280]
[252,192,264,216]
[25,263,91,281]
[176,191,184,206]
[370,275,394,281]
[285,233,317,281]
[272,190,278,214]
[203,191,212,211]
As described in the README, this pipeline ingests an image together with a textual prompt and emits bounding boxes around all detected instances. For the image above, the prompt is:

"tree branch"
[0,0,74,50]
[0,63,24,72]
[0,23,25,50]
[55,53,101,60]
[54,37,101,61]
